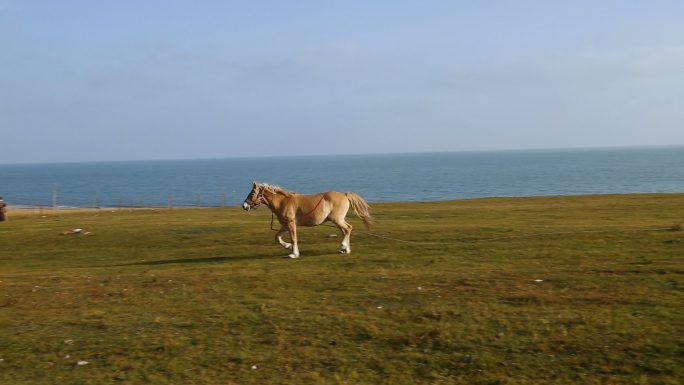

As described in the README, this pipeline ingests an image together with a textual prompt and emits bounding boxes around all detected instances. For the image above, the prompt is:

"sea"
[1,146,683,208]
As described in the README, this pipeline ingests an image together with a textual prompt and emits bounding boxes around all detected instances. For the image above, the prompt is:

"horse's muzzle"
[243,201,260,211]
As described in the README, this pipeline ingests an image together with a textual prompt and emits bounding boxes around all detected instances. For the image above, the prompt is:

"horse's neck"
[263,190,287,211]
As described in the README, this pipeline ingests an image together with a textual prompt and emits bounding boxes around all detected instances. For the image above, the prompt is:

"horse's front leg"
[287,220,300,258]
[275,226,292,250]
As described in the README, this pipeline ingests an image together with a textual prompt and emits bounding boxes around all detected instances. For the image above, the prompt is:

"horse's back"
[282,191,346,226]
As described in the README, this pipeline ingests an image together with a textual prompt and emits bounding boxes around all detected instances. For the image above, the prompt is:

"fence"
[12,184,243,212]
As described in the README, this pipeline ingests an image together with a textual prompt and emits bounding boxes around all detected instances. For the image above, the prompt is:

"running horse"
[242,182,374,258]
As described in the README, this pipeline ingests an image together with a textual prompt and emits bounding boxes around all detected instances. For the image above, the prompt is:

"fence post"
[53,184,61,218]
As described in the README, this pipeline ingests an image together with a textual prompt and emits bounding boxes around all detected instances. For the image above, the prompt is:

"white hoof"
[286,254,299,259]
[283,243,293,250]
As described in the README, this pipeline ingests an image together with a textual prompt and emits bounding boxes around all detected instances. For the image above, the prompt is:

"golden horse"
[242,182,373,258]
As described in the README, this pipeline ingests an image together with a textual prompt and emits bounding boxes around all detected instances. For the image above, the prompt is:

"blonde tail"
[346,192,374,230]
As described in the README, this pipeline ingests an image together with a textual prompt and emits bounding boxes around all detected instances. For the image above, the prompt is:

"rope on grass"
[465,227,674,243]
[353,227,676,245]
[318,223,452,245]
[355,231,453,245]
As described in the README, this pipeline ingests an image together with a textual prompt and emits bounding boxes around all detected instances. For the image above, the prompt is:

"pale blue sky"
[2,1,683,164]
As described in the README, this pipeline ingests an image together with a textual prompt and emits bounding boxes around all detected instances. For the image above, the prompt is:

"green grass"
[1,194,683,384]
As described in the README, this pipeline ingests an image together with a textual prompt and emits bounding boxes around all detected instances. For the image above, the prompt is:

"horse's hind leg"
[332,218,353,254]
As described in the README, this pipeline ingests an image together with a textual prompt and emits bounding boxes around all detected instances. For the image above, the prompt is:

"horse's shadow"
[111,250,331,267]
[112,254,272,267]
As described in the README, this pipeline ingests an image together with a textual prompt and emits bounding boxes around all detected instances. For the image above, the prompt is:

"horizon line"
[2,143,683,167]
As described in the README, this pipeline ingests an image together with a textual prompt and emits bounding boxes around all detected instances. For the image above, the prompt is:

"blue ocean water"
[1,146,683,208]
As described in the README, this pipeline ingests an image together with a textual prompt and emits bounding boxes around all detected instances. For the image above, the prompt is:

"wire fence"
[8,184,245,211]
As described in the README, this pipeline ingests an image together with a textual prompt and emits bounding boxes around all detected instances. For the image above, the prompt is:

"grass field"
[1,194,683,384]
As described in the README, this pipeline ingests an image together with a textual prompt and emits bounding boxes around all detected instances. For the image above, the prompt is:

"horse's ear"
[252,181,258,188]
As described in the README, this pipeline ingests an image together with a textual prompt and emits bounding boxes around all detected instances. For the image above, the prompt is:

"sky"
[2,0,684,164]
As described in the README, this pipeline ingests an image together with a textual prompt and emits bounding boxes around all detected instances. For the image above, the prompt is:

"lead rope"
[269,219,673,242]
[298,191,330,223]
[352,226,676,244]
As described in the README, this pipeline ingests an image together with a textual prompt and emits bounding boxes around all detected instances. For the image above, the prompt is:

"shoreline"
[5,191,683,213]
[6,205,225,210]
[5,205,227,213]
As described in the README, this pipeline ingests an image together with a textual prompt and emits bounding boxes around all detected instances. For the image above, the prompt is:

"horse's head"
[242,182,264,211]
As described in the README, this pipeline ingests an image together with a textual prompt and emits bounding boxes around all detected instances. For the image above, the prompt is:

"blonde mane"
[259,183,297,197]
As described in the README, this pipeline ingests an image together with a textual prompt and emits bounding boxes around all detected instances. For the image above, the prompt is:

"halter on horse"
[242,185,265,211]
[243,182,373,258]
